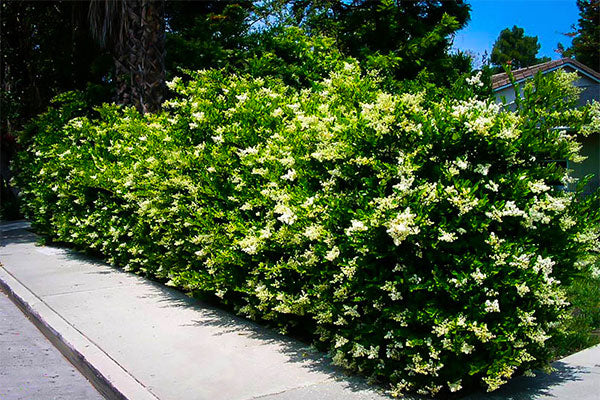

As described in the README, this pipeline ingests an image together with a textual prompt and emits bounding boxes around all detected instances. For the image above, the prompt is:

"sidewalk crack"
[245,379,333,400]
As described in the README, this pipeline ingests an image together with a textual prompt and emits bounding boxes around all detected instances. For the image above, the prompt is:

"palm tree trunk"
[114,0,165,114]
[89,0,165,114]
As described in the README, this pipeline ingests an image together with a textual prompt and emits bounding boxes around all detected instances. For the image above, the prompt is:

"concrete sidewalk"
[0,221,389,400]
[0,290,103,400]
[1,220,599,400]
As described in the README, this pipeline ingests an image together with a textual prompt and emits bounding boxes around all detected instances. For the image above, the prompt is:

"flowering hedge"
[14,65,600,397]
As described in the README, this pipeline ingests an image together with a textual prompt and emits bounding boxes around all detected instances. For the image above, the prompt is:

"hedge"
[14,65,600,397]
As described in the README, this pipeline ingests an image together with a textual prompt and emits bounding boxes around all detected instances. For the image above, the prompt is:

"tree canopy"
[286,0,472,83]
[490,25,550,72]
[1,0,476,134]
[558,0,600,70]
[1,1,111,135]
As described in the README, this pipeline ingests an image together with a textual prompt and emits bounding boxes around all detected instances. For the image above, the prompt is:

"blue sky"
[452,0,580,67]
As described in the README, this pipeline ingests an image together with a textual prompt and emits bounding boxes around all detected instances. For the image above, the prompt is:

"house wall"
[493,86,517,108]
[571,132,600,194]
[564,70,599,193]
[574,78,600,107]
[492,66,600,195]
[567,67,600,107]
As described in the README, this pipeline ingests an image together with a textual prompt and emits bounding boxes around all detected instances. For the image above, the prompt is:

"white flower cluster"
[466,71,483,87]
[386,208,420,246]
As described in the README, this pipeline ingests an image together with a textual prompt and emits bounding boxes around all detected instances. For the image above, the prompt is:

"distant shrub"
[14,66,599,397]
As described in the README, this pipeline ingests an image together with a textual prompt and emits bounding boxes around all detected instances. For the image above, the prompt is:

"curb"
[0,267,158,400]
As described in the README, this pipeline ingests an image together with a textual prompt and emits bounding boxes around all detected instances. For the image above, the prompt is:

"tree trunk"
[113,0,165,114]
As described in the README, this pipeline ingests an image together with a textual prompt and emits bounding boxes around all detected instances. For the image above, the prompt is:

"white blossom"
[325,246,340,261]
[474,163,491,175]
[466,71,483,87]
[346,219,368,235]
[274,204,297,225]
[438,229,457,242]
[386,207,420,245]
[484,299,500,313]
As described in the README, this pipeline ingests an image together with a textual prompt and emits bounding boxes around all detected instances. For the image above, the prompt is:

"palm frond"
[88,0,128,47]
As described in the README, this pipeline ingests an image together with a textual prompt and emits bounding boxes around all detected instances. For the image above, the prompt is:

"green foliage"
[170,23,353,90]
[491,26,551,72]
[287,0,472,84]
[165,2,254,75]
[0,1,112,132]
[166,0,472,92]
[14,66,599,397]
[549,192,600,358]
[558,0,600,70]
[244,27,350,88]
[1,0,474,134]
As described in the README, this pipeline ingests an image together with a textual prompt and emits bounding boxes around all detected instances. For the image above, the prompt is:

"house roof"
[491,58,600,91]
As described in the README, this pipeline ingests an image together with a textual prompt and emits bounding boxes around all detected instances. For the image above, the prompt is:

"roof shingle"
[491,58,600,90]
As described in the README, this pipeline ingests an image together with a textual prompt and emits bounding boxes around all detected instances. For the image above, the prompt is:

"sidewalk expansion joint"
[245,379,333,399]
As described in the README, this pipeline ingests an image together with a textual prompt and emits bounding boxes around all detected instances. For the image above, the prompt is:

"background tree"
[490,25,550,72]
[1,1,111,136]
[557,0,599,71]
[165,0,474,89]
[88,0,166,114]
[1,1,111,218]
[278,0,472,84]
[164,1,253,75]
[2,0,474,124]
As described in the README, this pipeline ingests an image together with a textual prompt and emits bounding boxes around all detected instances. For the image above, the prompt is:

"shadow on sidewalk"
[462,361,589,399]
[123,273,387,396]
[0,221,37,246]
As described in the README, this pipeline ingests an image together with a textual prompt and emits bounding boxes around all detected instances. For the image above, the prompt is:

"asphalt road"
[0,290,103,400]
